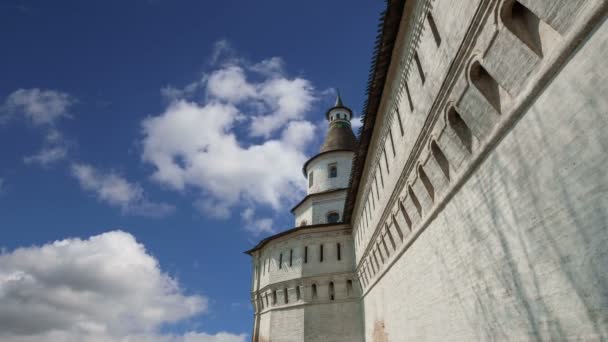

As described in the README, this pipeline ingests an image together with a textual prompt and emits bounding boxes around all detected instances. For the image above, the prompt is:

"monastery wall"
[351,0,608,340]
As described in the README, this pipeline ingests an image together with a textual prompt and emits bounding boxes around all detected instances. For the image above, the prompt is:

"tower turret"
[293,94,358,226]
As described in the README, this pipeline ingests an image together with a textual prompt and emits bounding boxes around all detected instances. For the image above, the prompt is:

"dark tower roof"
[320,122,358,153]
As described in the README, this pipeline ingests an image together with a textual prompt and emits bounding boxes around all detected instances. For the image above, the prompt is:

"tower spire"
[335,89,344,107]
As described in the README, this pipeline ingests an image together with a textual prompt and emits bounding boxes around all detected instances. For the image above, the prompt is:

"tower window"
[329,282,335,301]
[312,284,318,300]
[289,249,293,267]
[308,171,314,188]
[284,288,289,304]
[337,243,341,261]
[304,246,308,263]
[279,253,283,269]
[327,212,340,223]
[272,290,277,305]
[320,244,324,262]
[296,286,301,300]
[328,163,337,178]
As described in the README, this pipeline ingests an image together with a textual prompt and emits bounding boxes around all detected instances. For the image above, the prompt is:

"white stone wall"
[294,190,348,226]
[306,151,354,195]
[352,0,608,340]
[251,225,363,342]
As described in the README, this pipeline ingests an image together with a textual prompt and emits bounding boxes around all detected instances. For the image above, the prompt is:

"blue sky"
[0,1,383,340]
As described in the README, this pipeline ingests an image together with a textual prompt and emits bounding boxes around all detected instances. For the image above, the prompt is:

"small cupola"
[326,92,353,123]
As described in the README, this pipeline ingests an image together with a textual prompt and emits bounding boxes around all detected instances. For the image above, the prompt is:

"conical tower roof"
[320,122,358,153]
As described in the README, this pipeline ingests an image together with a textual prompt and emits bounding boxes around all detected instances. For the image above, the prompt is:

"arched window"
[327,212,340,223]
[272,290,277,305]
[311,284,318,300]
[328,163,337,178]
[447,107,473,153]
[296,286,301,301]
[284,288,289,304]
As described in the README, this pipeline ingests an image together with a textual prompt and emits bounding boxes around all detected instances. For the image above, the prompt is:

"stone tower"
[246,96,363,342]
[293,93,358,227]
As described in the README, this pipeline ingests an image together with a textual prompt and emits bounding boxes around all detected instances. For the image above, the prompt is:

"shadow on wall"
[431,79,608,340]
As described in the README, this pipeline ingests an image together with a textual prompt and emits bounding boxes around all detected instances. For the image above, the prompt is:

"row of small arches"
[258,280,355,310]
[357,0,563,288]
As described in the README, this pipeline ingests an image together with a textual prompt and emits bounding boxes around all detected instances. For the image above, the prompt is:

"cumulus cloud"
[71,163,175,217]
[0,231,245,342]
[141,100,314,217]
[1,88,74,126]
[241,208,275,236]
[351,115,363,131]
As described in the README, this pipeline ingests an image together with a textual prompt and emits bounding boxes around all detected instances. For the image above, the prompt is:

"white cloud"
[144,44,329,227]
[71,163,175,217]
[241,208,275,236]
[206,66,256,103]
[23,146,68,165]
[351,115,363,131]
[250,57,284,77]
[2,88,74,126]
[141,99,314,220]
[0,231,249,342]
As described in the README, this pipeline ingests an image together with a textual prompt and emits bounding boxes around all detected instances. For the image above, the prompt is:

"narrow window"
[376,244,385,263]
[328,163,337,178]
[346,280,353,296]
[501,0,543,56]
[418,165,435,202]
[327,212,340,223]
[373,250,381,269]
[273,290,277,305]
[312,284,318,299]
[319,244,324,262]
[337,243,341,261]
[381,237,390,258]
[414,51,425,84]
[399,201,413,230]
[308,171,314,188]
[408,185,423,216]
[289,249,293,267]
[284,288,289,304]
[395,106,404,136]
[470,61,501,113]
[370,188,376,210]
[304,246,308,263]
[383,150,390,174]
[378,164,385,187]
[404,82,414,112]
[388,129,396,157]
[262,259,265,275]
[386,224,397,249]
[374,176,380,201]
[296,286,301,300]
[431,141,450,180]
[448,107,473,152]
[392,213,405,240]
[427,12,441,47]
[279,253,283,269]
[265,293,269,306]
[329,282,335,301]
